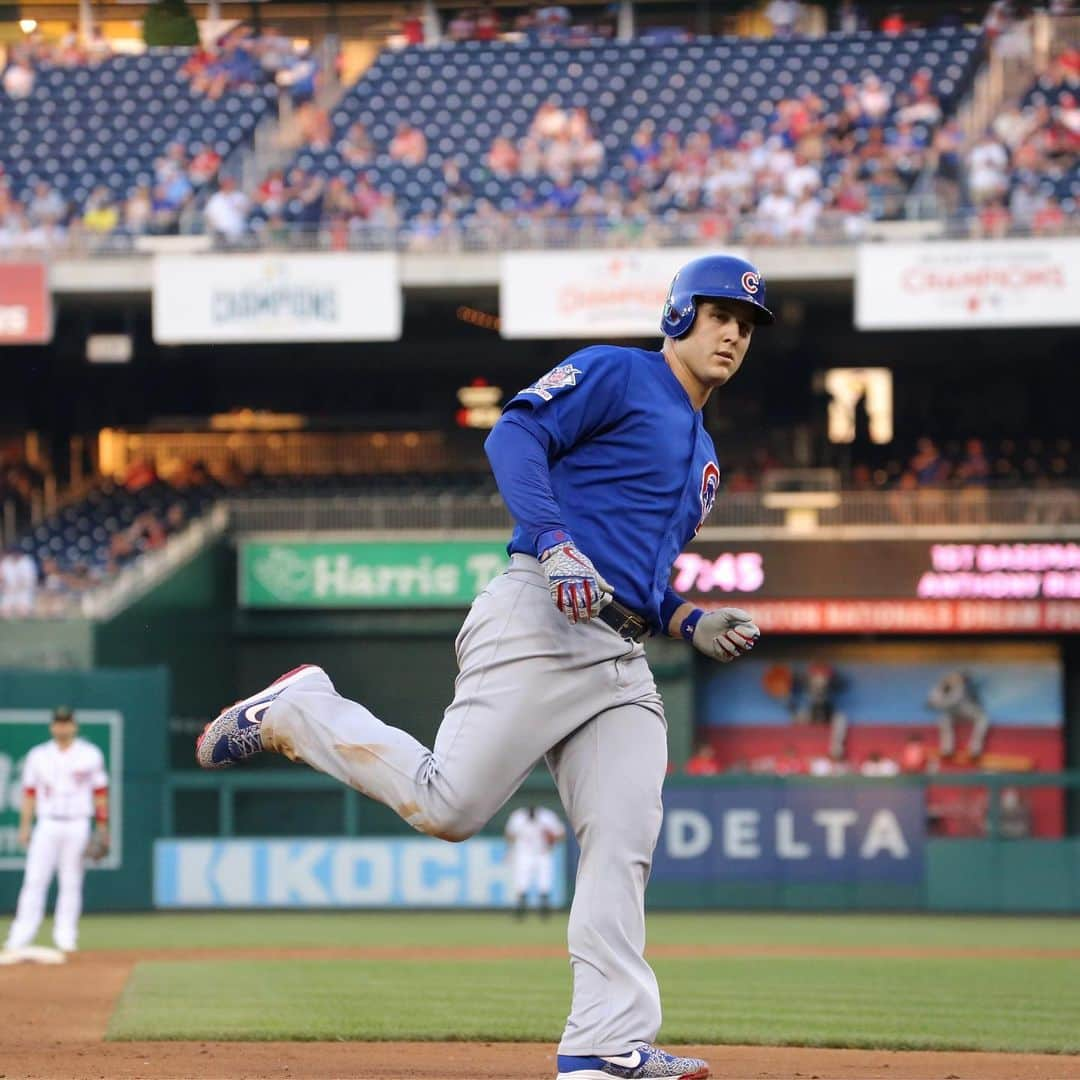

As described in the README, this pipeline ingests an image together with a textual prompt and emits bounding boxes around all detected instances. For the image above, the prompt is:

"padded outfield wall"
[0,536,1077,912]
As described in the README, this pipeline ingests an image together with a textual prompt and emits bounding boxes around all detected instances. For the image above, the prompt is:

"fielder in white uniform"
[197,254,774,1080]
[3,707,109,955]
[0,546,37,617]
[505,804,566,918]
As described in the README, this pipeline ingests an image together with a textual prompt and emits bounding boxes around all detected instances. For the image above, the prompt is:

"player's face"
[51,719,77,747]
[668,299,754,400]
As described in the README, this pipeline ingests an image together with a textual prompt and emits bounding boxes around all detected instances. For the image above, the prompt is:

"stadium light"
[823,367,893,445]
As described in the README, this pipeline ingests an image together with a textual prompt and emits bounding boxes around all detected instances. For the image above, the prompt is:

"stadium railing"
[5,213,1080,260]
[161,767,1080,842]
[224,489,1080,534]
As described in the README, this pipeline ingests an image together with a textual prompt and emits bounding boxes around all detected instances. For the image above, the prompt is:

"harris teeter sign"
[240,540,509,608]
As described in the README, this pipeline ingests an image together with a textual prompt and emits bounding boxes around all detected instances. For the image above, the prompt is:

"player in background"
[927,669,990,760]
[196,254,772,1080]
[0,544,38,617]
[505,804,566,919]
[2,707,109,956]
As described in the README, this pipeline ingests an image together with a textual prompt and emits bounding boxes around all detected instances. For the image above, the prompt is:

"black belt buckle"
[600,600,649,642]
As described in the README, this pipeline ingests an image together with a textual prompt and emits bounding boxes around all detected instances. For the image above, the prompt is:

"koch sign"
[855,238,1080,329]
[154,837,565,908]
[653,784,924,885]
[500,248,747,338]
[153,253,402,343]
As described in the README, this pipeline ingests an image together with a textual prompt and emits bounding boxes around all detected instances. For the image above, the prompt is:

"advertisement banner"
[152,253,401,343]
[677,540,1080,601]
[500,248,746,338]
[855,239,1080,329]
[154,837,565,908]
[718,599,1080,634]
[0,710,123,870]
[0,263,52,345]
[239,539,508,608]
[653,783,924,885]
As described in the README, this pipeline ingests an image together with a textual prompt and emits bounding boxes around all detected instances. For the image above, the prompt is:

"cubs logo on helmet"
[660,254,775,337]
[695,461,721,534]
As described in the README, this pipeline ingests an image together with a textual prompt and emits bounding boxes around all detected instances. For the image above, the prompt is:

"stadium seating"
[229,471,496,497]
[271,26,982,226]
[0,52,274,214]
[17,478,218,582]
[12,471,496,592]
[1015,72,1080,206]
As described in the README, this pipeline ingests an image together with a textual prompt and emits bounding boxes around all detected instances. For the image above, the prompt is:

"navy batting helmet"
[661,254,775,337]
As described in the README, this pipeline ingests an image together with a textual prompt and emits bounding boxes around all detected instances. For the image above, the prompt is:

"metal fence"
[4,213,1079,261]
[226,489,1080,535]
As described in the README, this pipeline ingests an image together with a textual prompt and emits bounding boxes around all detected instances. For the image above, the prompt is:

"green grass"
[95,913,1080,1052]
[71,909,1080,952]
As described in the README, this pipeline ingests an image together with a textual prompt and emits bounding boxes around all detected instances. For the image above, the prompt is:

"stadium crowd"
[1,5,1076,250]
[0,23,320,250]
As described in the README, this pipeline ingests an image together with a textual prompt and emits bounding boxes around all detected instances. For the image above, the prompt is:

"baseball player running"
[505,804,566,919]
[197,254,771,1080]
[3,707,109,956]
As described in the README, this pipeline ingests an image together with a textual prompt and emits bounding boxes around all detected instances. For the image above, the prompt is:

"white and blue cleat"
[556,1044,709,1079]
[195,664,323,769]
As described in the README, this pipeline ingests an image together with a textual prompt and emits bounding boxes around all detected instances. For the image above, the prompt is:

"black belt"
[598,599,650,642]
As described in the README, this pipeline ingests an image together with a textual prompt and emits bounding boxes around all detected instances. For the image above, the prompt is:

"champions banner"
[152,253,402,343]
[855,238,1080,329]
[0,263,52,345]
[500,248,747,338]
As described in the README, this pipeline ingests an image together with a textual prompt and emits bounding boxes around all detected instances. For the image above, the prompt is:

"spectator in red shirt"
[880,8,906,34]
[188,143,222,186]
[900,733,929,774]
[400,5,425,46]
[488,136,519,177]
[974,198,1011,238]
[475,4,500,41]
[1032,195,1066,235]
[684,743,721,777]
[390,122,428,166]
[122,457,157,493]
[773,745,807,776]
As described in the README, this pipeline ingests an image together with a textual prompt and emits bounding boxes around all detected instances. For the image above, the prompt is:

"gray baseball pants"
[262,553,668,1055]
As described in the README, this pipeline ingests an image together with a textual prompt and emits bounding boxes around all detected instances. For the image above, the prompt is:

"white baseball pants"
[513,851,555,898]
[5,818,90,952]
[262,554,668,1056]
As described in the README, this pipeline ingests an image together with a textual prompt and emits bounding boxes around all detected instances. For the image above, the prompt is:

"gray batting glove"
[688,607,760,663]
[539,541,614,624]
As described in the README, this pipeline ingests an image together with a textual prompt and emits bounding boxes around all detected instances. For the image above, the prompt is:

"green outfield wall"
[0,667,169,912]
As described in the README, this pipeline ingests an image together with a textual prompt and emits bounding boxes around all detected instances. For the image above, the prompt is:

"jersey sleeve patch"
[518,362,584,402]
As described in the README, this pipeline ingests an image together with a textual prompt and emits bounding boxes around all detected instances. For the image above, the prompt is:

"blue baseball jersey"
[497,345,720,630]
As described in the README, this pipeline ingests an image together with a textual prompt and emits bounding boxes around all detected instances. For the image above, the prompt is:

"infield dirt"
[4,947,1080,1080]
